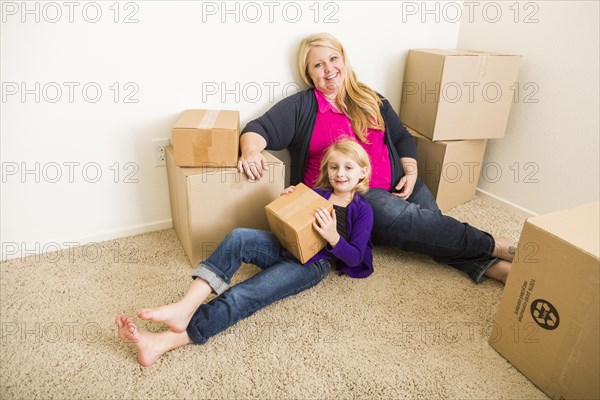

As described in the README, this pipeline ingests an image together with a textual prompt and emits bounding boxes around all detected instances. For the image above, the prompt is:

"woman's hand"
[238,132,268,180]
[238,152,268,181]
[393,157,418,199]
[313,207,340,247]
[393,173,417,200]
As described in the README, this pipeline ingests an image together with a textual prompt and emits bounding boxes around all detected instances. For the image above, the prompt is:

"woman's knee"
[408,180,440,213]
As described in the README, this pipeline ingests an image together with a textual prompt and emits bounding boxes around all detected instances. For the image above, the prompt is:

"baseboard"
[475,188,538,218]
[1,219,173,262]
[73,219,174,243]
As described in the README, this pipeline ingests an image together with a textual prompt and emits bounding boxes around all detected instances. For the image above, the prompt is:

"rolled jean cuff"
[192,263,228,295]
[471,257,501,284]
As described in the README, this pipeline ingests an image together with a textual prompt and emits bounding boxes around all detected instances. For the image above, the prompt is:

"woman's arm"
[238,90,310,180]
[380,98,419,198]
[394,157,418,199]
[238,132,268,180]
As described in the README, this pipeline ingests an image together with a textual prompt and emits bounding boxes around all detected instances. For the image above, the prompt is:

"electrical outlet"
[152,138,170,167]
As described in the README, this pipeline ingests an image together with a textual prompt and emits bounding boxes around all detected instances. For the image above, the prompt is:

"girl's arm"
[313,208,340,247]
[327,205,373,267]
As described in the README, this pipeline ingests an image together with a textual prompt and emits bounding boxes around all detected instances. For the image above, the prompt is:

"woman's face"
[306,45,346,97]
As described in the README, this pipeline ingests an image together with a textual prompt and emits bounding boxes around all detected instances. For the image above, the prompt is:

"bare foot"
[115,315,167,367]
[116,316,190,367]
[136,302,194,333]
[137,278,212,333]
[484,260,512,284]
[492,237,517,262]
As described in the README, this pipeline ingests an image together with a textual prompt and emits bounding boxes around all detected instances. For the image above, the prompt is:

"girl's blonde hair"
[314,139,371,195]
[298,32,384,143]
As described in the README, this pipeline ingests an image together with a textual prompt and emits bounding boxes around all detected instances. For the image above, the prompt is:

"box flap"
[412,48,521,57]
[173,109,239,130]
[529,202,600,259]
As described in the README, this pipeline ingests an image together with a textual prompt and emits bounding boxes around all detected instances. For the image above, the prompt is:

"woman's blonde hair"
[314,139,371,195]
[298,32,384,143]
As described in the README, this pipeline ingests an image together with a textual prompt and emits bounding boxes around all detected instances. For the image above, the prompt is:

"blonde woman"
[116,140,374,366]
[239,32,514,284]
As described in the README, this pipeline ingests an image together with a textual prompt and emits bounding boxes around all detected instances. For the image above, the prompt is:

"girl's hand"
[280,185,296,196]
[313,207,340,247]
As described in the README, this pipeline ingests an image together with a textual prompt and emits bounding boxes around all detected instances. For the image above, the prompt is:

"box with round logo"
[489,202,599,400]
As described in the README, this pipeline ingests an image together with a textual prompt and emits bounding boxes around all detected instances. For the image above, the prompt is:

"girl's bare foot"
[137,278,213,332]
[484,260,512,284]
[492,237,517,262]
[115,315,190,367]
[136,303,194,333]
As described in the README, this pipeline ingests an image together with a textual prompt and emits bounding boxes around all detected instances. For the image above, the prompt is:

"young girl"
[116,139,374,367]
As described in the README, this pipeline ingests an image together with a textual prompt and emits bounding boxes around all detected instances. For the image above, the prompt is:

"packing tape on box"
[477,56,488,77]
[197,109,220,129]
[193,129,212,163]
[276,190,319,219]
[196,130,213,147]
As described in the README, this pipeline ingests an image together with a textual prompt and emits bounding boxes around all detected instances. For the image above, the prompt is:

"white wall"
[457,1,600,216]
[1,1,462,259]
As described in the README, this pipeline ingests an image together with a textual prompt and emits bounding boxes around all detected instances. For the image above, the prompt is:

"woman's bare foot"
[136,303,194,333]
[492,237,517,262]
[484,260,512,284]
[115,315,190,367]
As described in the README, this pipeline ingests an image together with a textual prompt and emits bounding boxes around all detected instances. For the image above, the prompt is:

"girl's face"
[326,151,366,195]
[306,46,346,97]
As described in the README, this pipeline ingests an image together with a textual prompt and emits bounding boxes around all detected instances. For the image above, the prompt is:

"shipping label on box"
[172,109,240,167]
[409,127,487,211]
[265,183,333,264]
[166,146,285,265]
[490,202,600,400]
[400,49,522,141]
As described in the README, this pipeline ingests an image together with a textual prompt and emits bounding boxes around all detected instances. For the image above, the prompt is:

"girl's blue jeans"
[186,228,331,344]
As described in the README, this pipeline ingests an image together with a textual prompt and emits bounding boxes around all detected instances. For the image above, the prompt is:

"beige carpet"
[1,195,548,399]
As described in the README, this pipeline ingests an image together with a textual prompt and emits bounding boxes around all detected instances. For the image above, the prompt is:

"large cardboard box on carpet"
[490,202,600,400]
[166,146,285,265]
[400,49,521,141]
[410,127,487,211]
[171,109,239,167]
[265,183,333,264]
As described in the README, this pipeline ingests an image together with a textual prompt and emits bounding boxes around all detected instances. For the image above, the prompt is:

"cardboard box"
[409,127,487,211]
[490,202,600,400]
[171,109,239,167]
[265,183,333,264]
[400,49,522,141]
[166,145,285,265]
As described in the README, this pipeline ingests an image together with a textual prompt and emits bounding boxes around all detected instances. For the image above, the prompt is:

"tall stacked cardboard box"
[167,109,285,266]
[400,49,522,211]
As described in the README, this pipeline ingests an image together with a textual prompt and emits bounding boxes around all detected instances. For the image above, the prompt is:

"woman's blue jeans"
[363,179,498,283]
[186,228,331,344]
